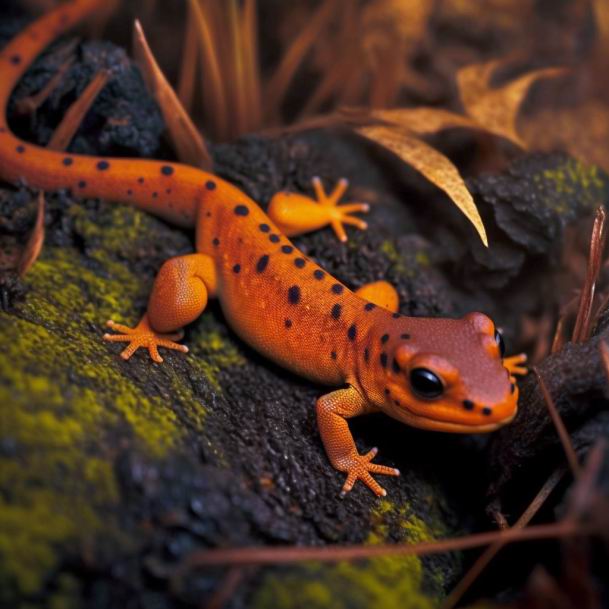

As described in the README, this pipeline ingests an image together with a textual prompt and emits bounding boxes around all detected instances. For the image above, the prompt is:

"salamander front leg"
[504,353,528,378]
[104,253,217,363]
[316,386,400,497]
[355,280,399,313]
[268,177,369,242]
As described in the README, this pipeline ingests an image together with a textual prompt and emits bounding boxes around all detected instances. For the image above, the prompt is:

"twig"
[203,567,247,609]
[178,519,586,570]
[566,439,606,519]
[533,368,582,478]
[441,467,565,609]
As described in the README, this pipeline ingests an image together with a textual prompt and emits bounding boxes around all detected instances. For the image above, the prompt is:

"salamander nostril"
[462,400,475,411]
[482,407,492,416]
[511,383,515,394]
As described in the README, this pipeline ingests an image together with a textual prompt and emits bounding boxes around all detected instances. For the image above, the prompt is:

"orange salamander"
[0,0,527,497]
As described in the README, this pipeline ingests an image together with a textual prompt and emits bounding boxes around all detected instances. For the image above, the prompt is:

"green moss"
[253,499,454,609]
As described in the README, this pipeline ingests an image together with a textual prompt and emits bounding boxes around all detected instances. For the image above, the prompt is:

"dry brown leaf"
[370,107,480,135]
[457,60,565,148]
[357,125,488,246]
[133,19,212,170]
[18,192,45,277]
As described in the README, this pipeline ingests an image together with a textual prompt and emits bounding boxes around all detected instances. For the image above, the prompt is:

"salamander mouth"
[386,383,518,433]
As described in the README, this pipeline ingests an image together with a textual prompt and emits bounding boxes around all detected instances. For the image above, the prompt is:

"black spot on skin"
[392,359,401,373]
[212,238,220,246]
[78,181,87,189]
[288,285,301,304]
[364,348,370,363]
[0,127,6,133]
[9,55,21,65]
[161,165,174,176]
[294,258,306,268]
[16,145,25,153]
[364,302,375,311]
[392,313,400,319]
[166,189,172,194]
[401,333,411,340]
[347,324,357,341]
[285,319,292,328]
[381,334,389,344]
[152,192,158,198]
[394,400,401,407]
[511,383,516,394]
[138,177,145,184]
[206,211,211,217]
[234,205,249,216]
[331,304,341,320]
[314,270,325,280]
[482,407,492,416]
[269,234,280,243]
[463,400,474,411]
[380,352,388,368]
[206,180,216,190]
[233,264,241,273]
[281,245,293,254]
[97,160,110,171]
[62,157,73,166]
[331,284,344,295]
[256,255,269,273]
[259,223,270,233]
[384,388,390,396]
[331,351,337,360]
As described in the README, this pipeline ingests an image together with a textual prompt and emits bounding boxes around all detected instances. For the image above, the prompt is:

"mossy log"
[1,13,609,608]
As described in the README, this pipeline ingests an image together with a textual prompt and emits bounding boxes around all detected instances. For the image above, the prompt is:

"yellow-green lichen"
[0,201,244,600]
[253,499,454,609]
[540,159,606,214]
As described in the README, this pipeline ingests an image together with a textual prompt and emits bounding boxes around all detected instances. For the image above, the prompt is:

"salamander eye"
[410,368,443,399]
[495,330,505,357]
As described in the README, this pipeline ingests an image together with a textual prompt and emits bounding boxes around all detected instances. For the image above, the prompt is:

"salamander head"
[378,312,518,433]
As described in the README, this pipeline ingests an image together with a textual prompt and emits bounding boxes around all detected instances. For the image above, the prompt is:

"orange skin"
[0,0,526,497]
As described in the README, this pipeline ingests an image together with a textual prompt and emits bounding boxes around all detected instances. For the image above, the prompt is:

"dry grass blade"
[599,341,609,382]
[457,60,565,148]
[47,69,109,151]
[533,368,582,478]
[441,468,565,609]
[227,0,247,135]
[133,19,212,170]
[188,0,229,139]
[17,192,45,277]
[572,207,607,343]
[178,520,585,570]
[242,0,261,130]
[265,0,339,120]
[177,7,198,112]
[357,125,488,246]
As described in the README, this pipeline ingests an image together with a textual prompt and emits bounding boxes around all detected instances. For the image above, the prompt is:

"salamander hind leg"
[316,386,400,497]
[267,177,369,243]
[104,253,217,363]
